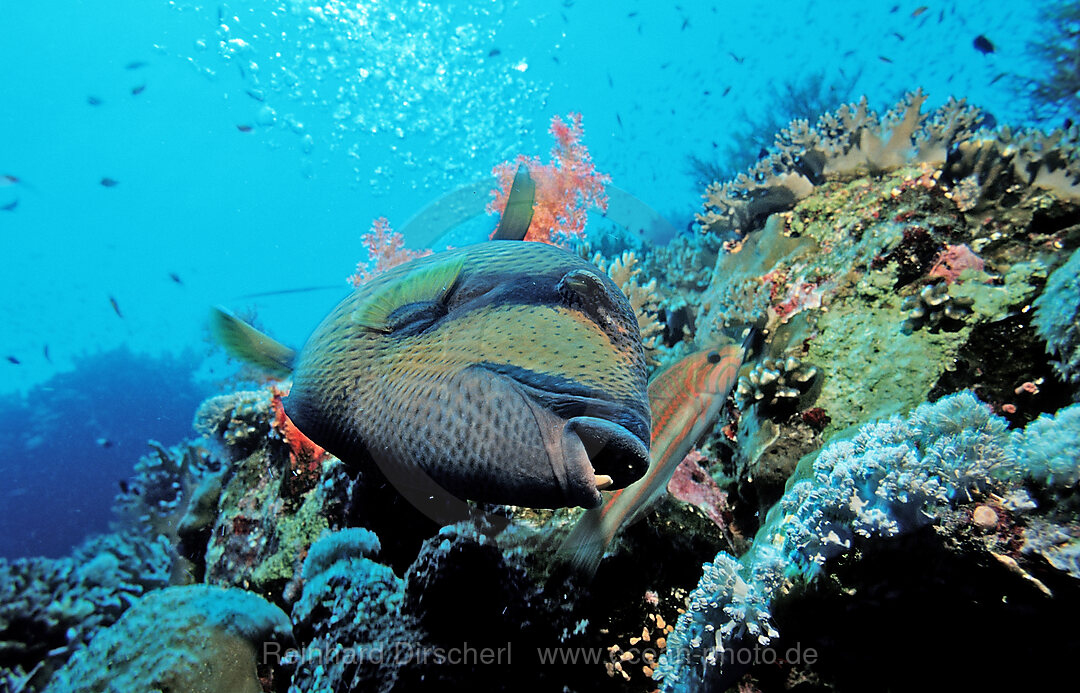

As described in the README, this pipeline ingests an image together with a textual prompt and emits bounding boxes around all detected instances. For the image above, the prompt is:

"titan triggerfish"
[213,240,652,510]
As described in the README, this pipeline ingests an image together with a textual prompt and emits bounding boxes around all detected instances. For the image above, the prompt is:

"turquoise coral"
[1033,246,1080,385]
[655,391,1076,690]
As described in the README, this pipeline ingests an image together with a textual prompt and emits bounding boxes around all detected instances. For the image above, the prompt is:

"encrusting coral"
[43,585,293,693]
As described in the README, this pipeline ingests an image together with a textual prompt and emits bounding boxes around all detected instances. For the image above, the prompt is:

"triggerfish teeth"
[212,240,652,510]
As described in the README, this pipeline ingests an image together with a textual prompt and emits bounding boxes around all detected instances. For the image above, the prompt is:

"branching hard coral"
[348,217,433,287]
[488,113,610,245]
[1033,246,1080,385]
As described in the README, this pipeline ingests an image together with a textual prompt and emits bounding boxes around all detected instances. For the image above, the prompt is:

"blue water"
[0,0,1049,557]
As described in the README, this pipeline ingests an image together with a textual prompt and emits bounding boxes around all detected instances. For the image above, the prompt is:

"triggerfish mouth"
[558,341,747,576]
[212,240,652,510]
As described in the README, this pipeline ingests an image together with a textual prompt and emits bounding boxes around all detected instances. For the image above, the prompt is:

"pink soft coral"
[347,217,433,287]
[928,243,984,284]
[487,113,611,246]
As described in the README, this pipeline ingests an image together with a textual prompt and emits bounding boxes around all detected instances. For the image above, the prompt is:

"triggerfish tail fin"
[491,164,536,241]
[209,306,297,378]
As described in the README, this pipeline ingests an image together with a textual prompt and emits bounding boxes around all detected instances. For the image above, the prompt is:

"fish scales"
[285,241,651,509]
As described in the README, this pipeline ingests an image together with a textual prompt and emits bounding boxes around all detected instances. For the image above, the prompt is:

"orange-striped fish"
[558,341,746,576]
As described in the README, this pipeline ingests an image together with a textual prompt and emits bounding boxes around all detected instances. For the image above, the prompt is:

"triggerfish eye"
[212,241,652,511]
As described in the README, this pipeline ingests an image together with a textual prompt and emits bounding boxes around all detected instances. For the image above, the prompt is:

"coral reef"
[655,392,1080,691]
[43,585,293,693]
[487,113,611,245]
[348,217,433,287]
[1034,246,1080,386]
[0,532,172,692]
[287,529,417,693]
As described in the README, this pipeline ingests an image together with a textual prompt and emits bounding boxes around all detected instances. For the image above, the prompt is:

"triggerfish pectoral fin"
[557,341,748,577]
[491,164,536,241]
[209,306,297,378]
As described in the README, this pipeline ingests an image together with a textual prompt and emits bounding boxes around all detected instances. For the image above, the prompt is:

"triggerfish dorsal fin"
[491,164,536,241]
[352,253,466,332]
[209,306,297,378]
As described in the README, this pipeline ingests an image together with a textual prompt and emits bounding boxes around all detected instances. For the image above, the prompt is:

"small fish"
[1,198,16,212]
[236,124,253,132]
[169,272,184,285]
[488,48,501,57]
[109,295,123,318]
[912,5,928,17]
[973,34,995,55]
[213,242,651,511]
[6,356,20,365]
[728,52,745,64]
[879,55,894,63]
[131,84,146,95]
[100,177,119,187]
[892,31,905,41]
[245,89,265,102]
[87,95,103,106]
[616,113,623,128]
[681,17,689,30]
[722,85,732,97]
[1,174,20,186]
[96,437,114,449]
[627,11,638,17]
[559,342,747,576]
[43,344,51,362]
[125,60,148,70]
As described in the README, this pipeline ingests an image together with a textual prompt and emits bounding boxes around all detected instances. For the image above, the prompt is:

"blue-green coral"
[1033,246,1080,386]
[44,585,292,693]
[656,391,1077,690]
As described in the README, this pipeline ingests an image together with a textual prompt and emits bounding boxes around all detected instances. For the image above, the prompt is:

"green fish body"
[281,241,651,509]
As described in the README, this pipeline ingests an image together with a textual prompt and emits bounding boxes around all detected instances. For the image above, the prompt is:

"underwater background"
[2,1,1079,691]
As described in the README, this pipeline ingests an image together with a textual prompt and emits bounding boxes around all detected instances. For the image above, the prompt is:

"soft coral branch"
[487,113,611,245]
[347,217,432,287]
